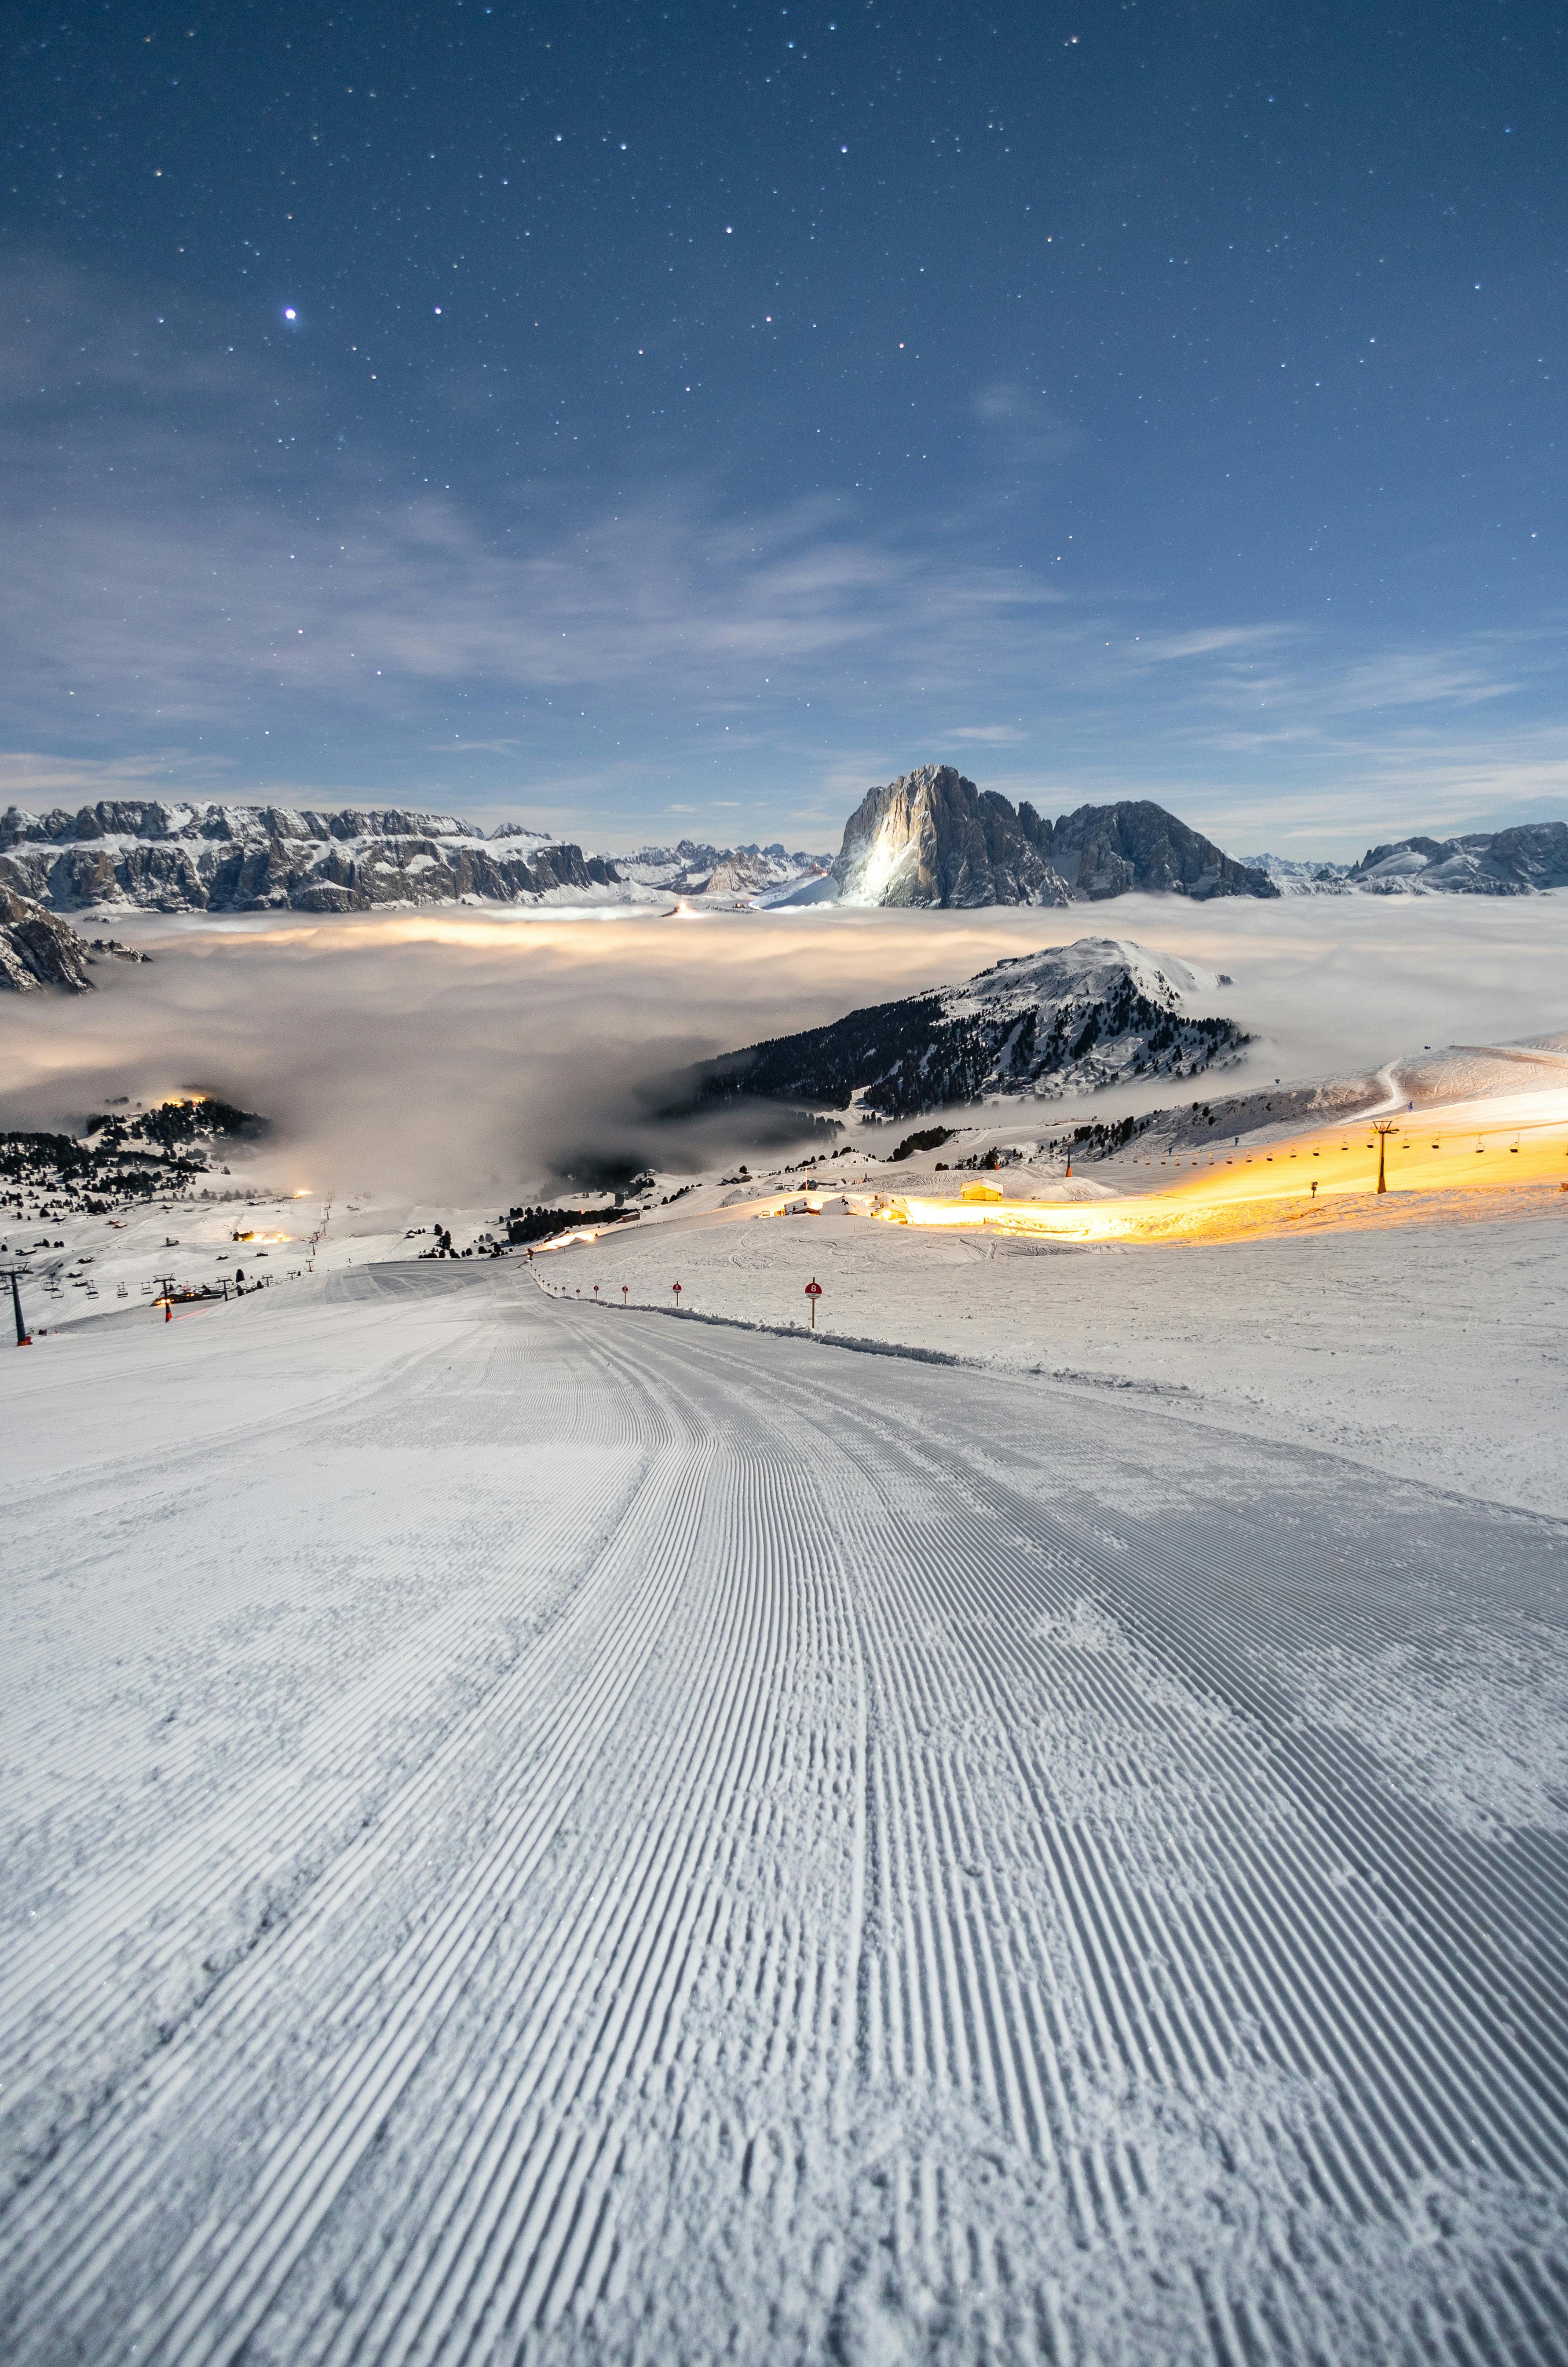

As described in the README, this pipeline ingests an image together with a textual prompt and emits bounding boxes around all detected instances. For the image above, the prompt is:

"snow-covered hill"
[1349,822,1568,894]
[669,935,1249,1122]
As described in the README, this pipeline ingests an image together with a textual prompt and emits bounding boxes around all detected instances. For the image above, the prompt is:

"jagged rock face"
[829,770,1277,908]
[665,936,1248,1123]
[1349,822,1568,895]
[831,767,1070,908]
[0,799,475,848]
[0,801,619,915]
[0,886,97,992]
[1046,800,1277,900]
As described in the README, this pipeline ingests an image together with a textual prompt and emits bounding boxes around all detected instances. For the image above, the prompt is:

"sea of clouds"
[4,894,1568,1202]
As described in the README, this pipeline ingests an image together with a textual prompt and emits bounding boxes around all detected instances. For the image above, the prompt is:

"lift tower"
[1371,1119,1398,1195]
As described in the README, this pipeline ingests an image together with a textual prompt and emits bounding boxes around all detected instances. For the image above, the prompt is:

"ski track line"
[804,1335,1568,2177]
[593,1312,1568,2349]
[527,1307,1568,2355]
[138,1348,852,2363]
[3,1275,1567,2363]
[1,1297,636,2198]
[6,1411,704,2348]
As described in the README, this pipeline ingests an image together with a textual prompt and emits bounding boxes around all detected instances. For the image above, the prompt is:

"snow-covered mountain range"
[811,768,1279,908]
[1248,823,1568,896]
[6,788,1565,933]
[0,801,830,917]
[600,839,828,900]
[0,802,624,915]
[665,936,1249,1123]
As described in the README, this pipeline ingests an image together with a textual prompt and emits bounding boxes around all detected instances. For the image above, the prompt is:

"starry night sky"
[4,0,1564,853]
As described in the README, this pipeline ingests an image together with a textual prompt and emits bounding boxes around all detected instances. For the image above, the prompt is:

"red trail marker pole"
[805,1278,822,1330]
[672,1280,683,1309]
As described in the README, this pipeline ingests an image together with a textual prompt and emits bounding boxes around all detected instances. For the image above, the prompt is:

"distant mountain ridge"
[819,766,1278,908]
[9,788,1562,922]
[1247,823,1568,896]
[0,800,621,915]
[665,936,1249,1123]
[608,839,828,899]
[0,801,833,915]
[1349,823,1568,895]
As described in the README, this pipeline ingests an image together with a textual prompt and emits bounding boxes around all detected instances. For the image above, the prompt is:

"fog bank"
[4,895,1568,1202]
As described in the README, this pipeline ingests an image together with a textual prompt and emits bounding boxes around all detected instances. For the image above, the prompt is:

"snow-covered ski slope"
[4,1265,1568,2363]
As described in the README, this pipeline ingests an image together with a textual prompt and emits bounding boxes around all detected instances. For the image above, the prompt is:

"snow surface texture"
[4,1268,1568,2362]
[542,1193,1568,1521]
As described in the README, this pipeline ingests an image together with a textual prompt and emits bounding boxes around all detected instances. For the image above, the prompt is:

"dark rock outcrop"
[1046,799,1276,900]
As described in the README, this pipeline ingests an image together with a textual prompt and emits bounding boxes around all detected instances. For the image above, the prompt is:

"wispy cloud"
[970,382,1083,467]
[2,254,1564,854]
[1127,626,1298,666]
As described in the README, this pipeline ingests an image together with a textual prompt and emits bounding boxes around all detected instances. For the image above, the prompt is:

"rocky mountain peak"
[830,766,1070,909]
[826,768,1277,909]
